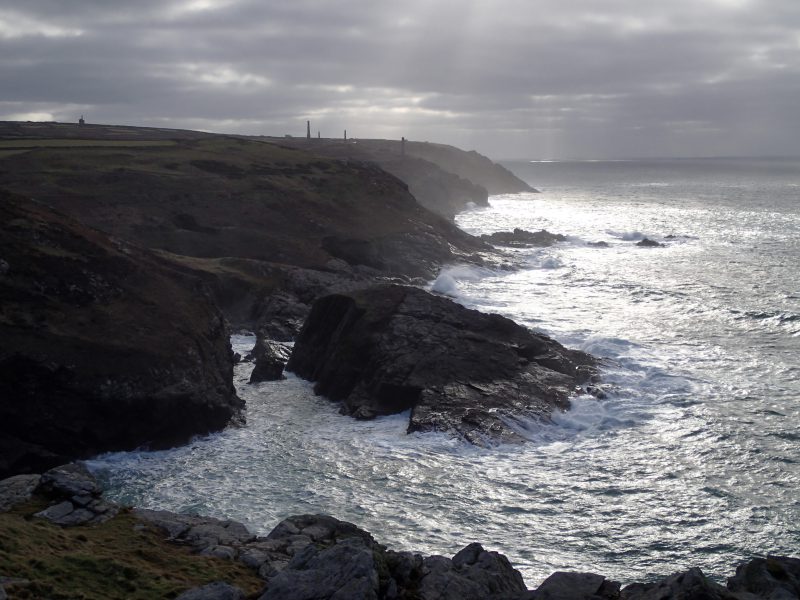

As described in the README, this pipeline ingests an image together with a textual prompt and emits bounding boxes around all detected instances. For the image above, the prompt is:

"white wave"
[430,264,497,297]
[606,230,646,241]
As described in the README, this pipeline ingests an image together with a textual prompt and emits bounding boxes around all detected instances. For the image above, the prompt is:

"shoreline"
[2,463,796,599]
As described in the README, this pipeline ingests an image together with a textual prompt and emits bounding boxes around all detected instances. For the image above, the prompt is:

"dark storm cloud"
[1,0,799,157]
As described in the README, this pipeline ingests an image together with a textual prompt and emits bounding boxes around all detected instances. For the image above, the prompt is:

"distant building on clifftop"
[78,115,85,126]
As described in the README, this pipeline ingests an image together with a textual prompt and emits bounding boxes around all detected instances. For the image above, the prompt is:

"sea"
[87,157,800,587]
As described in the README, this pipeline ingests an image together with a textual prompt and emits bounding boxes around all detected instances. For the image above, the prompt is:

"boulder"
[480,228,567,248]
[532,571,620,600]
[249,339,292,383]
[287,285,595,445]
[0,474,41,512]
[635,238,663,247]
[28,462,118,526]
[621,568,738,600]
[416,543,528,600]
[0,192,242,478]
[727,556,800,599]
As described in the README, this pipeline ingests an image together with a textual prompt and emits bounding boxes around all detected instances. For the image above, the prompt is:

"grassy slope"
[0,499,263,600]
[0,126,479,276]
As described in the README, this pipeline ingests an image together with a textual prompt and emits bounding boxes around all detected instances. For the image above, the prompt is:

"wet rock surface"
[248,340,292,382]
[0,192,242,478]
[287,284,596,445]
[636,238,664,247]
[480,228,567,248]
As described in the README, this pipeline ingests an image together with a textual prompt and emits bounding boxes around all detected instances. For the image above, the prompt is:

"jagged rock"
[0,474,40,512]
[532,571,620,599]
[0,192,242,478]
[28,463,119,526]
[417,543,527,600]
[176,581,246,600]
[635,238,663,247]
[249,339,292,383]
[134,509,255,552]
[39,463,100,498]
[259,537,381,600]
[287,285,595,444]
[727,556,800,599]
[587,241,610,248]
[621,568,738,599]
[480,228,567,248]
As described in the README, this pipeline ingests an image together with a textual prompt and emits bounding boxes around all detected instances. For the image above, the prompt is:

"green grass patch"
[0,500,263,599]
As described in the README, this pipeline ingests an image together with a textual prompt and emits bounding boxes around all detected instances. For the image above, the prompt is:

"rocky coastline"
[1,122,791,599]
[1,463,797,599]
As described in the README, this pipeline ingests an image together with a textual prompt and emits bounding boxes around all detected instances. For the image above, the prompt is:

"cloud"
[0,0,798,157]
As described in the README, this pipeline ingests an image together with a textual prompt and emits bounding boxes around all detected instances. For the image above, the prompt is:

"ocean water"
[87,157,800,586]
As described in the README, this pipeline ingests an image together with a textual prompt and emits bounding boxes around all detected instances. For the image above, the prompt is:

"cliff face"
[401,140,535,195]
[0,191,242,478]
[272,136,534,220]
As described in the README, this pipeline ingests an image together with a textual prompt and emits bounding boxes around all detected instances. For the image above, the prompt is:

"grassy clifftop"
[0,123,482,278]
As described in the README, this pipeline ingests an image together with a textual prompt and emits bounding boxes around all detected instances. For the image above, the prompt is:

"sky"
[1,0,799,159]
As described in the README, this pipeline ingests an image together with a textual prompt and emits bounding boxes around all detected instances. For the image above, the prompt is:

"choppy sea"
[88,157,800,586]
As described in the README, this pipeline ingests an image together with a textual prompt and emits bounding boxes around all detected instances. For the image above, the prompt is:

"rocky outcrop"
[621,567,739,599]
[248,340,292,382]
[481,228,567,248]
[727,556,800,599]
[287,285,596,444]
[636,238,663,247]
[0,192,242,478]
[1,464,797,600]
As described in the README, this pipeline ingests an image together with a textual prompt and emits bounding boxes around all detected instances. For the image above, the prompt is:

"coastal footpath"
[1,463,797,599]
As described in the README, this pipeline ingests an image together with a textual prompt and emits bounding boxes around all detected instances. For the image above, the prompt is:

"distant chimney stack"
[401,136,406,157]
[344,130,347,140]
[306,120,311,139]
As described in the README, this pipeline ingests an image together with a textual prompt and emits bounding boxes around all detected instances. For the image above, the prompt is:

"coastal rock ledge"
[286,284,596,444]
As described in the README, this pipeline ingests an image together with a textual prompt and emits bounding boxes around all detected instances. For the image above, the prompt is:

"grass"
[0,499,264,599]
[0,140,177,149]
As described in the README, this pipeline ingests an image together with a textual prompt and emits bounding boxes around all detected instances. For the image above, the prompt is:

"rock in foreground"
[0,192,242,478]
[287,285,595,444]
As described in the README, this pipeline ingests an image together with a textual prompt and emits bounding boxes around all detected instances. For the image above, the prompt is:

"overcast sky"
[1,0,798,158]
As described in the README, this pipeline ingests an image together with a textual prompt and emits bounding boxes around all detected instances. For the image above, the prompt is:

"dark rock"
[39,462,100,498]
[621,568,738,599]
[0,192,242,478]
[287,285,595,444]
[249,339,292,383]
[635,238,663,247]
[135,509,255,552]
[176,581,246,600]
[533,571,620,600]
[259,537,381,600]
[27,462,119,525]
[727,556,800,599]
[587,241,610,248]
[417,543,527,600]
[0,474,41,512]
[480,228,567,248]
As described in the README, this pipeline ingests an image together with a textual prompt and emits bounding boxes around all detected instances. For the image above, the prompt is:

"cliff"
[271,136,535,220]
[0,191,242,478]
[0,123,489,328]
